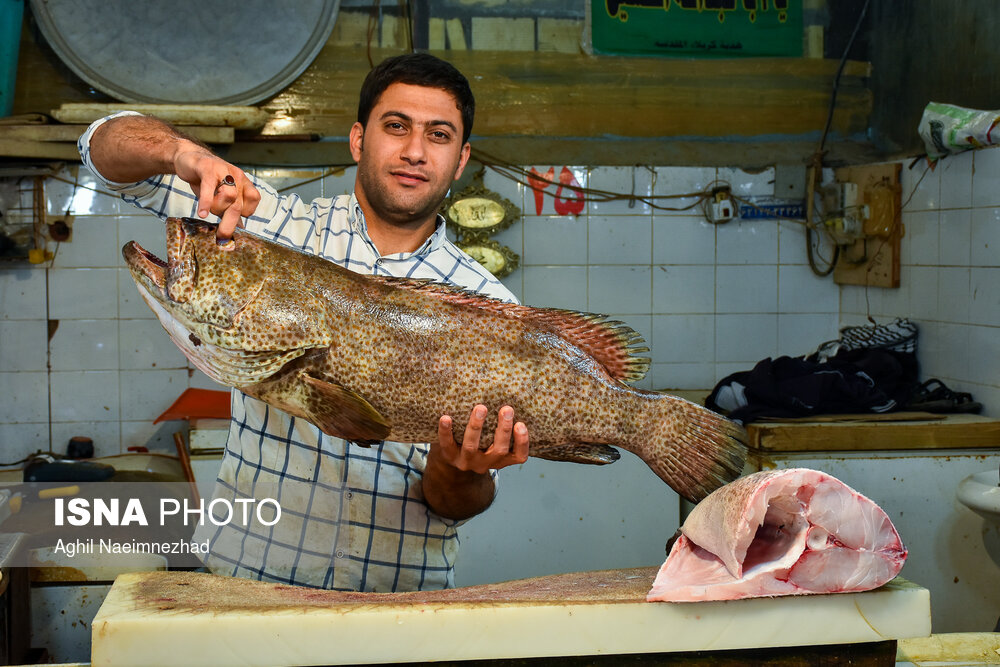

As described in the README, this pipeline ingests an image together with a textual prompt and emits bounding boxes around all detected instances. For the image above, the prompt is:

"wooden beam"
[0,125,234,144]
[256,47,872,142]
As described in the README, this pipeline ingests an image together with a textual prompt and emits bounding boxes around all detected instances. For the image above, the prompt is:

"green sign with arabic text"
[592,0,802,58]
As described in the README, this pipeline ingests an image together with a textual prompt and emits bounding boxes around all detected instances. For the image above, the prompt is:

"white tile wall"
[3,154,995,464]
[841,152,1000,416]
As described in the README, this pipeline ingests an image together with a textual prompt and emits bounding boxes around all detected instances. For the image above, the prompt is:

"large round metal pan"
[29,0,340,105]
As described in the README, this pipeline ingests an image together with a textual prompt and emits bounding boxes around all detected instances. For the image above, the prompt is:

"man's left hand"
[436,404,529,475]
[422,405,529,520]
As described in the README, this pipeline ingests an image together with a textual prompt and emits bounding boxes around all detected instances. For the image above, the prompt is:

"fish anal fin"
[532,442,621,465]
[366,276,649,383]
[298,373,391,442]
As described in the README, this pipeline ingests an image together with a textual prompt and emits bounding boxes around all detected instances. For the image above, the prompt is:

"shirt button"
[336,550,345,559]
[346,491,353,499]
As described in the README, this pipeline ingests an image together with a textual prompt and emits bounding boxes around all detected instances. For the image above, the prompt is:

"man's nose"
[400,133,427,163]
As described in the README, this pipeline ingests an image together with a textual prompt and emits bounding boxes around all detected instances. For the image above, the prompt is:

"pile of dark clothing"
[707,319,980,424]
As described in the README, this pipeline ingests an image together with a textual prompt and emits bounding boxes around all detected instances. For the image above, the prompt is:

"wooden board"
[833,163,903,288]
[91,569,930,666]
[746,413,1000,452]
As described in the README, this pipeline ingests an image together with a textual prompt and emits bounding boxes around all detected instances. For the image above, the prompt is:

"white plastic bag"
[919,102,1000,160]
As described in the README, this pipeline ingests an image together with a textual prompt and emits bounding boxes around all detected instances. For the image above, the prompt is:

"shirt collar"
[348,193,448,258]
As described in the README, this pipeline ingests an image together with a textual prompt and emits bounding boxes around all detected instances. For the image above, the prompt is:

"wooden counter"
[745,413,1000,453]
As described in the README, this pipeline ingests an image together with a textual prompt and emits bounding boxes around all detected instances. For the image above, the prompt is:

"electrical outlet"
[709,199,735,222]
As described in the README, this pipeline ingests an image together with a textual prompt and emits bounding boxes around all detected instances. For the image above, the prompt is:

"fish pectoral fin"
[298,373,391,442]
[532,442,621,465]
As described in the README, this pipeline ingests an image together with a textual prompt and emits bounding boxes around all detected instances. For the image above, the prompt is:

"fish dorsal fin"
[368,276,650,383]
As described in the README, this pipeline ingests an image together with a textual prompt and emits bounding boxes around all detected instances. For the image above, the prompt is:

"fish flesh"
[647,468,906,601]
[123,217,748,502]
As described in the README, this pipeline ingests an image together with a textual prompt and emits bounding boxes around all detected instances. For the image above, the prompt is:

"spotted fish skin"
[123,217,747,502]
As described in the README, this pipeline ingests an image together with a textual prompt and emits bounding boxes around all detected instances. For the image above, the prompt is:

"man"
[79,53,529,592]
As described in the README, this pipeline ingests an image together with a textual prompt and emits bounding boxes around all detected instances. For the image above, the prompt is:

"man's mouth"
[391,170,429,186]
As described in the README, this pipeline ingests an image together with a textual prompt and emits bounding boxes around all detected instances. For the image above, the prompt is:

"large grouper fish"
[123,217,747,502]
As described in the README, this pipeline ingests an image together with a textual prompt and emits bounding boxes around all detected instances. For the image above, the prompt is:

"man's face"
[350,82,471,228]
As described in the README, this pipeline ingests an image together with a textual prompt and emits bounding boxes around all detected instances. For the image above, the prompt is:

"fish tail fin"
[636,394,748,503]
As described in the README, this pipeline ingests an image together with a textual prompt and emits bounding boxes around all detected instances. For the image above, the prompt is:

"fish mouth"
[122,241,168,291]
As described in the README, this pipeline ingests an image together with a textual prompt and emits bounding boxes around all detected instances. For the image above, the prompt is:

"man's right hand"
[174,149,260,240]
[89,114,260,240]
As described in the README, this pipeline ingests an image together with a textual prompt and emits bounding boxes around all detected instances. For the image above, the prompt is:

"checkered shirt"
[80,112,516,591]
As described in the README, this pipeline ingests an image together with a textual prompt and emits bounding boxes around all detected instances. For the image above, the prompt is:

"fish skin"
[123,217,748,502]
[647,468,907,601]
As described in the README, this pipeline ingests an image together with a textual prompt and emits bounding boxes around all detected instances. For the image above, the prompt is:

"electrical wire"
[804,0,872,277]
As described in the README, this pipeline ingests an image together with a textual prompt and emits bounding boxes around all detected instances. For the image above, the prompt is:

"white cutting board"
[91,568,930,666]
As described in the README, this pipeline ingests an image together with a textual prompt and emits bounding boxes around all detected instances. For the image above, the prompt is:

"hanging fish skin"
[123,217,747,502]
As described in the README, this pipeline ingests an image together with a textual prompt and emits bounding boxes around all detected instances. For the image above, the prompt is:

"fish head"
[123,217,267,331]
[122,217,335,387]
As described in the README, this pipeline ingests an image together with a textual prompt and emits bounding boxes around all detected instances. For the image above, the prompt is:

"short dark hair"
[357,53,475,144]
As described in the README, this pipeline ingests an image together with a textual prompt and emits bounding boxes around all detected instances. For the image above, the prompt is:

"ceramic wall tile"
[0,320,47,371]
[939,208,972,266]
[46,166,119,216]
[523,166,587,217]
[48,268,117,320]
[777,313,838,357]
[970,268,1000,326]
[715,314,777,364]
[119,319,188,370]
[972,145,1000,208]
[49,421,122,458]
[119,369,189,422]
[522,216,588,266]
[588,166,653,216]
[588,215,651,265]
[652,215,716,265]
[905,209,941,266]
[777,219,820,266]
[937,267,971,323]
[971,207,1000,267]
[716,265,777,314]
[49,370,119,422]
[777,264,839,314]
[50,216,120,268]
[0,422,50,462]
[118,268,155,320]
[650,314,714,363]
[647,362,716,391]
[716,219,779,265]
[489,220,524,259]
[49,319,119,371]
[482,167,525,213]
[522,265,587,311]
[0,268,47,320]
[920,322,971,382]
[0,372,49,422]
[652,265,714,314]
[968,324,1000,386]
[652,166,716,214]
[588,266,650,314]
[938,149,974,210]
[909,267,940,320]
[900,161,939,212]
